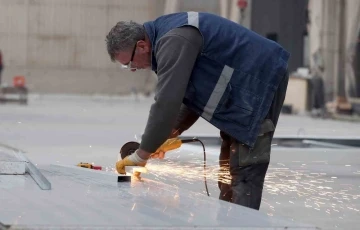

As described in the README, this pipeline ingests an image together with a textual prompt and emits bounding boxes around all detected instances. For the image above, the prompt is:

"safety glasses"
[121,43,137,70]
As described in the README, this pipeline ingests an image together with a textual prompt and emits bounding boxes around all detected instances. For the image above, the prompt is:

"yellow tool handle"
[77,162,92,168]
[157,138,182,152]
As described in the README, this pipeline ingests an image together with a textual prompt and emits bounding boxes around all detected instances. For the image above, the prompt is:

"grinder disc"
[120,141,140,159]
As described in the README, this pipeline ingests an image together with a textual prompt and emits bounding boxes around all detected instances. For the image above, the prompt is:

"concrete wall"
[180,0,219,14]
[308,0,360,101]
[0,0,160,95]
[251,0,308,73]
[354,31,360,97]
[1,0,312,95]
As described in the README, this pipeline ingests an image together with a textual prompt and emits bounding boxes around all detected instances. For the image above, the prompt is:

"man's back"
[144,12,290,147]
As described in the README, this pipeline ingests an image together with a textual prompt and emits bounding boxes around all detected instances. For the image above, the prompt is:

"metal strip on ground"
[0,144,51,190]
[25,159,51,190]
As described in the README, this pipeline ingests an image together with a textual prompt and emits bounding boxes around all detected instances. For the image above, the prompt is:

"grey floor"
[1,94,360,229]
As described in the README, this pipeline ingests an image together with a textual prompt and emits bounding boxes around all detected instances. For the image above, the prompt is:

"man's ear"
[137,40,150,53]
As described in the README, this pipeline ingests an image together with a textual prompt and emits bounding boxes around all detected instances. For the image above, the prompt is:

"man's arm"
[170,103,200,138]
[138,27,203,158]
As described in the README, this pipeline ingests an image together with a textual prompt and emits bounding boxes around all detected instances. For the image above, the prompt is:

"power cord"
[181,138,210,197]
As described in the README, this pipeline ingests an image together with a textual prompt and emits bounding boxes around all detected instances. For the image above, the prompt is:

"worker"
[0,50,3,85]
[106,12,290,210]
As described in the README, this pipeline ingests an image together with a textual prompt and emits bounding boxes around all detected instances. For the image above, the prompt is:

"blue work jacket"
[144,12,290,147]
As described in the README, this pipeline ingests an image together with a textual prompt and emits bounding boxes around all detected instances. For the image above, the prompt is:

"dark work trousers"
[218,71,289,210]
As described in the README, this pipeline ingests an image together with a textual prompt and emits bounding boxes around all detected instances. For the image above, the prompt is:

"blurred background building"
[0,0,159,95]
[0,0,359,115]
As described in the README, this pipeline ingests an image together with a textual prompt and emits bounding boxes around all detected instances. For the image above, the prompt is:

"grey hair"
[106,20,145,62]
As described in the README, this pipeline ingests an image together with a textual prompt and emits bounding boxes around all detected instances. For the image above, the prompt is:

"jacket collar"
[143,22,157,72]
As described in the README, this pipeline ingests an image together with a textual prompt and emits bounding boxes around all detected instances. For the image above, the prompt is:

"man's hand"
[150,136,182,159]
[150,150,166,159]
[116,135,183,174]
[150,129,179,159]
[116,150,148,174]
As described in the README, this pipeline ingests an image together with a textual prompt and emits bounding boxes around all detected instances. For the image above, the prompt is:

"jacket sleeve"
[171,103,200,136]
[139,28,202,153]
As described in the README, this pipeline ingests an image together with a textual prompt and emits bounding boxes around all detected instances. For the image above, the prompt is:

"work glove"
[150,150,166,159]
[116,137,182,174]
[116,150,147,174]
[150,137,182,159]
[150,130,179,159]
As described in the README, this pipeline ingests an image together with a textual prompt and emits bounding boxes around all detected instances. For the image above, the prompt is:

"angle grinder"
[118,137,210,196]
[119,141,141,160]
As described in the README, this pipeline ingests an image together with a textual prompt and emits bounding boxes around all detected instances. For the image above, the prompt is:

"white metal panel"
[0,165,317,229]
[0,150,26,174]
[50,164,131,183]
[0,162,25,175]
[0,175,27,189]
